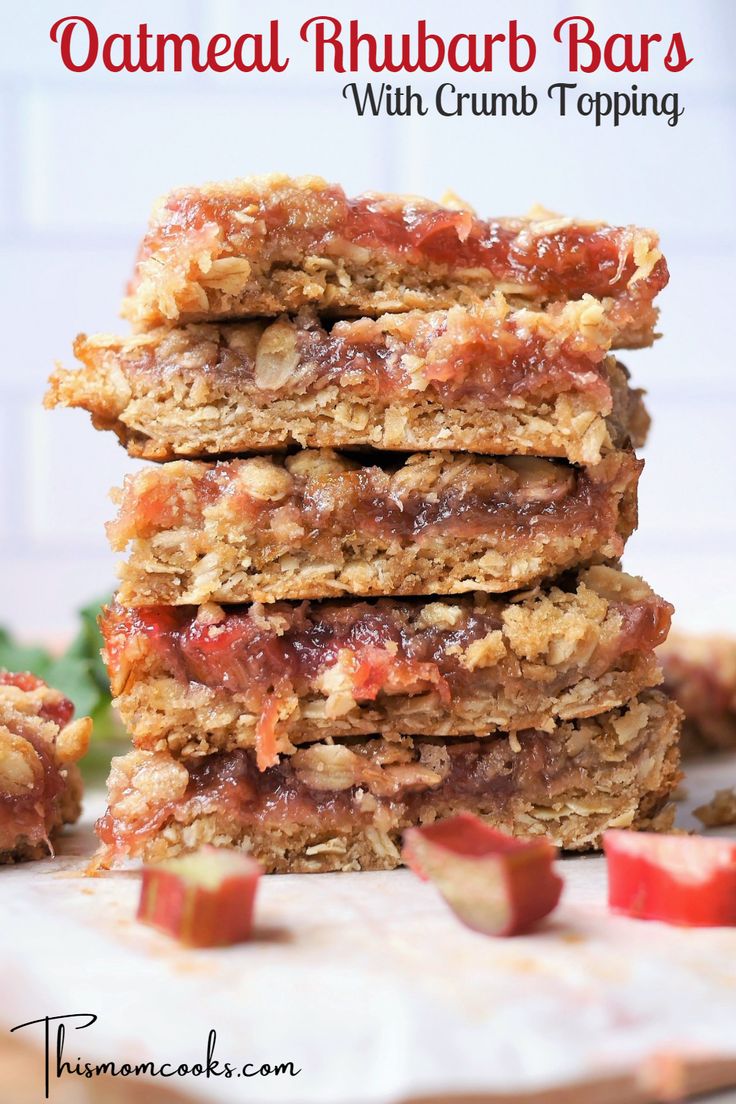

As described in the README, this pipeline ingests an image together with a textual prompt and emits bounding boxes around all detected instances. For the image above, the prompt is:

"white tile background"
[1,0,734,636]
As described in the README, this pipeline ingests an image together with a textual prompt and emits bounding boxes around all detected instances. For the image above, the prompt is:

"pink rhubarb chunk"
[138,845,262,947]
[402,813,563,936]
[604,830,736,927]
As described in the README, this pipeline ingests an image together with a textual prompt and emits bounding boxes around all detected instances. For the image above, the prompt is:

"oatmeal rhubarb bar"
[95,691,681,872]
[46,297,648,465]
[659,633,736,754]
[101,567,671,768]
[121,175,667,350]
[0,672,90,861]
[108,449,641,605]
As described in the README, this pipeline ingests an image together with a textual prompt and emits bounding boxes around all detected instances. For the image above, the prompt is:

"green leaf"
[0,627,53,678]
[66,595,112,691]
[43,654,101,720]
[89,697,125,742]
[80,700,127,783]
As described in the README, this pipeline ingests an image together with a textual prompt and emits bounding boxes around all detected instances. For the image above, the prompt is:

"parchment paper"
[3,758,736,1104]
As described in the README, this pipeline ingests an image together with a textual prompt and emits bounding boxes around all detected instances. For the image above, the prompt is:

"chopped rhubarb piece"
[604,830,736,927]
[137,845,261,947]
[402,814,563,936]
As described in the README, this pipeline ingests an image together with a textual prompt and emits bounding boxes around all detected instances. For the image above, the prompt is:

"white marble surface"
[2,758,736,1104]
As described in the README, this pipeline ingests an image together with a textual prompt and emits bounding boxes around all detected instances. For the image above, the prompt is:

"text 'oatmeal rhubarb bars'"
[46,174,680,872]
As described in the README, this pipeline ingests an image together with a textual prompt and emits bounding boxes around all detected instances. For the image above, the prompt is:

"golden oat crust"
[96,692,681,872]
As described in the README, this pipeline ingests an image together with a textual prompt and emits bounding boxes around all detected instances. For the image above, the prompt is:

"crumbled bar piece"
[46,299,648,465]
[95,691,680,872]
[693,788,736,828]
[100,567,671,767]
[107,449,642,605]
[659,633,736,754]
[121,175,667,350]
[0,671,90,861]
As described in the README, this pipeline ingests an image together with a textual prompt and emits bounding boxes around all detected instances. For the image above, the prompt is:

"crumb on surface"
[693,787,736,828]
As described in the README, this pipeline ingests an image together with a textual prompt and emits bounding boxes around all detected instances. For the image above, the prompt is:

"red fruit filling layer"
[102,594,669,701]
[110,452,641,550]
[119,309,614,408]
[95,733,565,855]
[139,187,668,308]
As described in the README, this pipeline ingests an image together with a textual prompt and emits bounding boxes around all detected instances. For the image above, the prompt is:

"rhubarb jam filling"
[101,583,671,773]
[102,591,669,702]
[0,718,66,848]
[97,703,663,858]
[116,308,614,408]
[110,452,641,550]
[103,599,498,699]
[316,317,613,407]
[343,197,666,303]
[139,184,668,307]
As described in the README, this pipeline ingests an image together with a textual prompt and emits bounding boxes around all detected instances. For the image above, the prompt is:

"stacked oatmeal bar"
[47,175,681,872]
